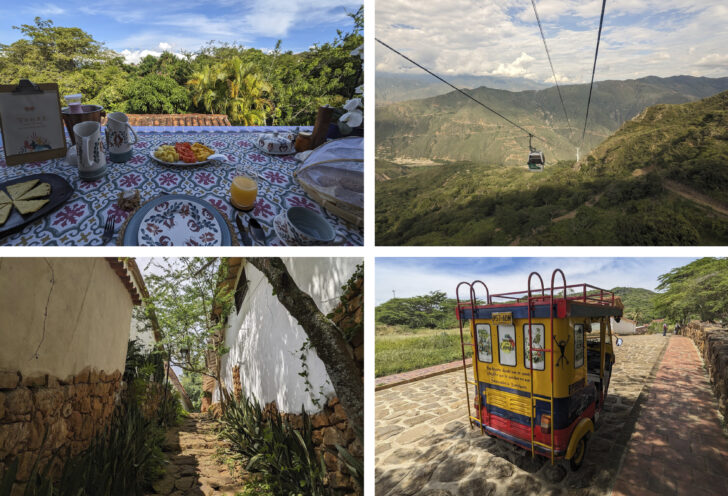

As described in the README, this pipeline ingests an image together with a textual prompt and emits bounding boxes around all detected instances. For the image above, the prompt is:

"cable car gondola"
[527,134,545,171]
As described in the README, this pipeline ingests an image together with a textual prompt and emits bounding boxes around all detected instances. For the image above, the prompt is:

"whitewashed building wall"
[213,258,360,413]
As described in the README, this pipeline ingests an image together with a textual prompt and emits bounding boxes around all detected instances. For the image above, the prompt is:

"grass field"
[375,326,472,377]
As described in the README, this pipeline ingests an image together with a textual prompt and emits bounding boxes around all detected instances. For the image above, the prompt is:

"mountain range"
[376,72,549,103]
[376,75,728,166]
[376,86,728,246]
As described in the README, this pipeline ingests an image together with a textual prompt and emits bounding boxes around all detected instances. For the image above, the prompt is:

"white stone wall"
[0,258,134,379]
[213,258,360,413]
[611,317,637,335]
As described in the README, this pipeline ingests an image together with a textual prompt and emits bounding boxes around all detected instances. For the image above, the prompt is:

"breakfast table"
[0,126,363,246]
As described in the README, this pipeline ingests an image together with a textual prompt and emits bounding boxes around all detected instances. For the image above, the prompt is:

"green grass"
[375,327,472,377]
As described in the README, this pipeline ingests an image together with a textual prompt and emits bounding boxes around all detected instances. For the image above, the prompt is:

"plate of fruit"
[150,142,226,167]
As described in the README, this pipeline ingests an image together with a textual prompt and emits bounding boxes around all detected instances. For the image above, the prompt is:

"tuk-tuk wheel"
[569,435,588,471]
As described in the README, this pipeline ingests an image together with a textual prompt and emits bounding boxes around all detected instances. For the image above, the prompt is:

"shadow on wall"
[216,258,360,413]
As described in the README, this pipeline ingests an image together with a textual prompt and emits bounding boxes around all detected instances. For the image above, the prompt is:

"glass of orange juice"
[230,167,258,211]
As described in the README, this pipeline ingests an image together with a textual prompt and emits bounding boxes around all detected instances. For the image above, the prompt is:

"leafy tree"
[121,73,191,114]
[654,258,728,323]
[376,291,458,329]
[139,258,234,407]
[180,371,203,412]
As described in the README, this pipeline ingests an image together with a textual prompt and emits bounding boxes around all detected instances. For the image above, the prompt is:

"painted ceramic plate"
[123,195,232,246]
[148,147,217,167]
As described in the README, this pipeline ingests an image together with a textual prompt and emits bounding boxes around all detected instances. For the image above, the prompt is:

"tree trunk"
[248,258,363,440]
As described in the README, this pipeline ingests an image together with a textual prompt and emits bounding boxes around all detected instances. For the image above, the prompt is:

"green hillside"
[376,76,728,166]
[611,287,659,323]
[376,90,728,246]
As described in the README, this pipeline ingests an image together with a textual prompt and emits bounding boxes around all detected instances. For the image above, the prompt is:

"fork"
[101,216,115,245]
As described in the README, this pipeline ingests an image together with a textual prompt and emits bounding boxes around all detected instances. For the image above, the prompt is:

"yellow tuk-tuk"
[455,269,623,470]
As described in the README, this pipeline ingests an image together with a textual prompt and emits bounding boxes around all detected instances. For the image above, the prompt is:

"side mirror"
[616,338,623,347]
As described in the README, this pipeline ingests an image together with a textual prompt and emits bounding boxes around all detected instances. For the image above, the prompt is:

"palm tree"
[187,57,273,125]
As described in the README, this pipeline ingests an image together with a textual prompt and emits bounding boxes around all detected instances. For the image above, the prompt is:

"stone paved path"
[612,336,728,496]
[147,413,246,496]
[375,335,669,496]
[376,359,472,390]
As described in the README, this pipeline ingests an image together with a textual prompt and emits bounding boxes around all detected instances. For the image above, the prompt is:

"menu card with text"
[0,82,66,165]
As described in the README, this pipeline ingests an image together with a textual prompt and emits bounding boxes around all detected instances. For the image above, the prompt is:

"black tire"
[569,435,588,471]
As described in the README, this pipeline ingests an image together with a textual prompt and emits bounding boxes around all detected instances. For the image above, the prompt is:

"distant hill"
[376,90,728,246]
[611,287,659,323]
[376,75,728,166]
[376,72,549,103]
[584,90,728,205]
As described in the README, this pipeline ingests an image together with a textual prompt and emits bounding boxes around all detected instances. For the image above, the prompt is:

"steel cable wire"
[581,0,608,147]
[376,38,546,143]
[531,0,573,137]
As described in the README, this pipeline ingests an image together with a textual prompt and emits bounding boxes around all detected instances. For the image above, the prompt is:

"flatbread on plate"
[6,180,39,200]
[0,203,10,225]
[0,191,11,206]
[14,198,49,215]
[19,183,51,200]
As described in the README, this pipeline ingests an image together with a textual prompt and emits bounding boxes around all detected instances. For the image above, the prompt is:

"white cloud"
[158,42,172,51]
[375,258,696,305]
[376,0,728,83]
[119,48,186,65]
[493,52,536,78]
[695,53,728,68]
[28,3,65,15]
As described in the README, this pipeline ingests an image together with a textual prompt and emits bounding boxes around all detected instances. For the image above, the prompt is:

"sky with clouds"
[375,258,697,304]
[376,0,728,84]
[0,0,361,64]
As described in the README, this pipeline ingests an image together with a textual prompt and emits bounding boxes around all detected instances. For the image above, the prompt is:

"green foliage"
[141,258,234,381]
[611,287,659,323]
[375,328,471,377]
[375,291,458,329]
[181,371,203,412]
[654,258,728,323]
[120,74,190,114]
[376,83,728,246]
[219,395,328,496]
[53,401,166,495]
[0,13,363,126]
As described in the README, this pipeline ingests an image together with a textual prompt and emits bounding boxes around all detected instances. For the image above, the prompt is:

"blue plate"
[122,194,232,246]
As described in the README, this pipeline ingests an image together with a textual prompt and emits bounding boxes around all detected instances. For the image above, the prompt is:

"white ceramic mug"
[275,207,344,245]
[73,121,107,181]
[105,112,138,162]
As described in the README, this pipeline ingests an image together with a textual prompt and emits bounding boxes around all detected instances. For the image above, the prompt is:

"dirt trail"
[552,193,604,223]
[663,179,728,217]
[147,413,247,496]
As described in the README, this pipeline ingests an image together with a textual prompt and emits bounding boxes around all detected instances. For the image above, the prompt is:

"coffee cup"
[105,112,138,162]
[274,207,344,245]
[73,121,107,181]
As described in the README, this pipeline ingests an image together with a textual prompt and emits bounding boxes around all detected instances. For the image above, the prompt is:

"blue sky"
[0,0,361,63]
[375,257,697,304]
[376,0,728,83]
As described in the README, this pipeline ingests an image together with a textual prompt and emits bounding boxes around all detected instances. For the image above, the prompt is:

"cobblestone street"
[375,335,672,496]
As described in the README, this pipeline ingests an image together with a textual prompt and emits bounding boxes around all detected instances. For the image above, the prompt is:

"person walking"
[674,323,680,335]
[663,322,668,336]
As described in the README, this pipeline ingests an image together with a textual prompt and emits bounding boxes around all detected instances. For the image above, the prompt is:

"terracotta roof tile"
[101,114,231,127]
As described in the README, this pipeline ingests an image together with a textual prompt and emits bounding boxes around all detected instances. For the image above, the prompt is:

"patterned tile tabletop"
[0,126,363,246]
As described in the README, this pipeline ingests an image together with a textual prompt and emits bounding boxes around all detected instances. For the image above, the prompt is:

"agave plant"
[219,395,328,495]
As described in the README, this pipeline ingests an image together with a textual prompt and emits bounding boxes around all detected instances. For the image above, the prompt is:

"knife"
[235,212,253,246]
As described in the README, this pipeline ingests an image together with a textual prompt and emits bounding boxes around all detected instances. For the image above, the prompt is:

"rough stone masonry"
[0,367,121,485]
